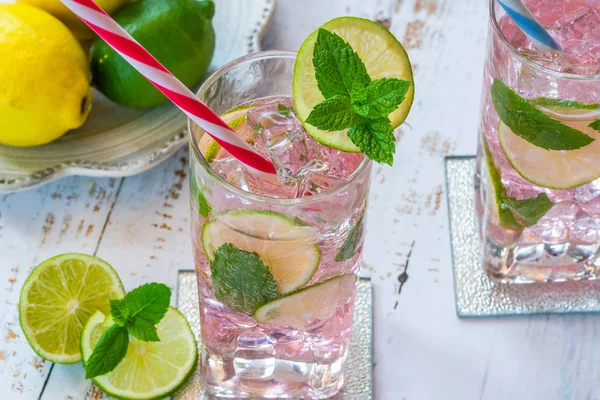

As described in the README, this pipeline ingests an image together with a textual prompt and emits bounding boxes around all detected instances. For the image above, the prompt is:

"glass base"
[201,344,346,398]
[483,237,600,283]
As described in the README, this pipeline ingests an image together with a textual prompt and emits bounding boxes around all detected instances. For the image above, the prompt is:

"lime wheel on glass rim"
[293,16,414,151]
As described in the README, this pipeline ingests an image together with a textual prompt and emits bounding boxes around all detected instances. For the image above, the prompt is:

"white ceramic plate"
[0,0,276,192]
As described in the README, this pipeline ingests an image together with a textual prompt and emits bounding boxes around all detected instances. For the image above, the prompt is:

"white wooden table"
[2,0,599,399]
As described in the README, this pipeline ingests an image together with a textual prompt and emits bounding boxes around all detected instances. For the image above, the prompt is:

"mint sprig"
[84,283,172,379]
[210,243,279,314]
[491,79,594,150]
[307,28,411,165]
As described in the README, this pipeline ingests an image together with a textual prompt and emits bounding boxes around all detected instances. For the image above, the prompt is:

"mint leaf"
[120,283,171,324]
[502,194,554,227]
[84,325,129,379]
[312,28,370,99]
[347,119,395,165]
[590,119,600,132]
[127,318,160,342]
[354,78,410,119]
[491,79,594,150]
[278,103,293,117]
[211,243,279,314]
[109,299,130,326]
[335,215,365,262]
[306,95,363,131]
[197,190,212,218]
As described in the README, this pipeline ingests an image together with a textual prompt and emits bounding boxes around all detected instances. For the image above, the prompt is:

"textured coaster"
[446,156,600,318]
[173,271,373,399]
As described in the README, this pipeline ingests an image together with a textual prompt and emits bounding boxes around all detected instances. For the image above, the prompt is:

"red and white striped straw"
[61,0,276,177]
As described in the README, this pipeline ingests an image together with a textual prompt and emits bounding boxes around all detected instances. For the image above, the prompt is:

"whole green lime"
[91,0,215,108]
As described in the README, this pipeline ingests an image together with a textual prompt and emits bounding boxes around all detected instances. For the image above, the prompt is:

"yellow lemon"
[0,4,92,147]
[17,0,127,40]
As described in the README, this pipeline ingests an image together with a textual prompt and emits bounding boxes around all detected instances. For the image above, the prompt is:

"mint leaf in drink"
[210,243,280,314]
[484,140,553,229]
[120,283,171,324]
[278,103,293,117]
[306,95,364,131]
[354,78,411,119]
[503,194,554,228]
[491,79,594,150]
[590,119,600,132]
[84,325,129,379]
[127,318,160,342]
[312,28,370,99]
[347,119,395,166]
[197,190,212,218]
[110,299,130,326]
[335,215,365,262]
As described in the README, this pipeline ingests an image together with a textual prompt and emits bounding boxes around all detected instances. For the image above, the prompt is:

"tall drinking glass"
[188,52,372,398]
[476,0,600,283]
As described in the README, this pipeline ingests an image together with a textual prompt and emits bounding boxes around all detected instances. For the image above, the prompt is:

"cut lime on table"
[19,253,125,363]
[202,210,320,294]
[293,17,414,151]
[254,274,357,329]
[499,105,600,190]
[198,105,251,162]
[81,308,197,400]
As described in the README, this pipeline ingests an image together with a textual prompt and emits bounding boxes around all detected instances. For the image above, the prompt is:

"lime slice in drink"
[81,307,197,400]
[198,105,250,162]
[254,274,357,329]
[499,105,600,190]
[293,16,414,151]
[202,210,320,294]
[19,253,125,363]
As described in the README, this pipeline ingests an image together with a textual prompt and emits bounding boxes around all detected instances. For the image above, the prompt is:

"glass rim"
[188,50,372,206]
[489,0,600,81]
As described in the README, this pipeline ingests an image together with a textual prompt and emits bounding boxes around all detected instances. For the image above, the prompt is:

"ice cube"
[322,147,365,180]
[570,211,600,243]
[521,202,577,243]
[268,127,329,186]
[299,172,344,196]
[210,157,249,192]
[572,179,600,203]
[247,97,298,143]
[553,7,600,67]
[244,170,299,198]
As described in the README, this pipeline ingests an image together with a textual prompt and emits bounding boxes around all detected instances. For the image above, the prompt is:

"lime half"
[254,274,357,329]
[293,17,414,151]
[499,105,600,190]
[202,210,320,294]
[19,253,125,363]
[81,308,197,400]
[198,105,250,162]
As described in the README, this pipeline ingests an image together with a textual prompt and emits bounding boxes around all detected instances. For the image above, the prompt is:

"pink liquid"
[477,0,600,282]
[190,96,370,397]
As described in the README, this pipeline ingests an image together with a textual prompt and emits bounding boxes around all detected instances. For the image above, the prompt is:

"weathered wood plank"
[0,177,122,399]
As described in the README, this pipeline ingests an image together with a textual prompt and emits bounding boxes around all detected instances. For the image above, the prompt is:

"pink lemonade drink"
[477,0,600,282]
[189,52,371,398]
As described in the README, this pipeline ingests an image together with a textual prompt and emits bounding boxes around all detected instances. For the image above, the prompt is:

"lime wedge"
[198,105,250,162]
[81,308,197,400]
[202,210,320,294]
[498,105,600,189]
[293,16,414,151]
[254,274,357,329]
[19,254,125,363]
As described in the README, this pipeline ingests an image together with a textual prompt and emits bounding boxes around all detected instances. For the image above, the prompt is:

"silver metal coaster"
[174,271,373,399]
[446,156,600,318]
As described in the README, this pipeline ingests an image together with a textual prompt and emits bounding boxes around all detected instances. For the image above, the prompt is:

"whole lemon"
[17,0,127,40]
[0,4,92,147]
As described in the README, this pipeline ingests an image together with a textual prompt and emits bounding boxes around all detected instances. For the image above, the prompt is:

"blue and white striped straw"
[497,0,563,52]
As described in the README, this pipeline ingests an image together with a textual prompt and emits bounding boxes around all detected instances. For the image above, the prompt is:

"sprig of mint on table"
[84,283,171,379]
[305,28,411,165]
[491,79,595,150]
